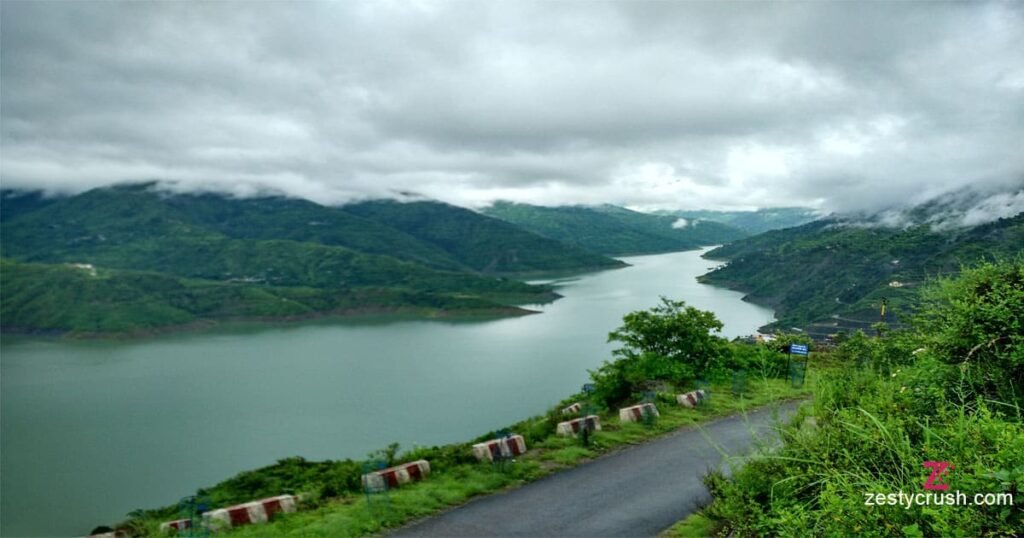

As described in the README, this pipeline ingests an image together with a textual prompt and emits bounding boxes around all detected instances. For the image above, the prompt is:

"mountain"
[342,199,623,273]
[481,202,747,256]
[0,185,623,273]
[0,185,625,334]
[699,212,1024,336]
[656,207,819,234]
[0,258,546,334]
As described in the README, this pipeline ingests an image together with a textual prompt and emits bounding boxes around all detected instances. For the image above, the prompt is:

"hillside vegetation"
[693,259,1024,537]
[483,202,747,255]
[699,213,1024,334]
[0,185,624,334]
[1,185,622,274]
[0,257,551,335]
[344,199,619,273]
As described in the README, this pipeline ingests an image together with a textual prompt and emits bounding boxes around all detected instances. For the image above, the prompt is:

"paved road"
[392,401,800,538]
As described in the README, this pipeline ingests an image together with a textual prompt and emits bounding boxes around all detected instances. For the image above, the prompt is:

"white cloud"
[1,0,1022,221]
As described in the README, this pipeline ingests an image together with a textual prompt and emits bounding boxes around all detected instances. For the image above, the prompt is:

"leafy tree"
[608,297,726,368]
[590,297,727,406]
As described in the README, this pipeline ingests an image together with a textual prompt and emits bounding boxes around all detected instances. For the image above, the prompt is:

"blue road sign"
[790,343,809,356]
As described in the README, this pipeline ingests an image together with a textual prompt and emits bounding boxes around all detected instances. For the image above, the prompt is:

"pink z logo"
[922,461,954,491]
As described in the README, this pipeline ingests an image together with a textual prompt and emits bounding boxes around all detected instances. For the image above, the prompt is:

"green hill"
[0,184,627,334]
[0,258,549,335]
[656,207,819,234]
[1,185,623,274]
[699,212,1024,335]
[2,185,456,271]
[481,202,747,255]
[343,199,624,273]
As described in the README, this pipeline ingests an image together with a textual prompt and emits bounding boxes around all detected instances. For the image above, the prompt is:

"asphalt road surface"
[392,401,800,538]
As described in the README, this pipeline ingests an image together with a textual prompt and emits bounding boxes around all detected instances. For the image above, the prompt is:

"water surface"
[1,248,773,537]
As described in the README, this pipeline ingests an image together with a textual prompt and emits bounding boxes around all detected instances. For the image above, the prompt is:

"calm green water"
[0,249,773,537]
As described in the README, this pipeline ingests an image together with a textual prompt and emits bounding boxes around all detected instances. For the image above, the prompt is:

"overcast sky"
[2,1,1023,215]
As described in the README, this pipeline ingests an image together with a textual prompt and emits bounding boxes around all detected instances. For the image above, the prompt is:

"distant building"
[68,263,97,276]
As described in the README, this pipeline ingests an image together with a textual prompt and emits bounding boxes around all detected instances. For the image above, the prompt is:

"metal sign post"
[788,343,809,387]
[789,361,806,387]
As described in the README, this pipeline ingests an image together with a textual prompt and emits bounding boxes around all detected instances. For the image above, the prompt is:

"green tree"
[590,297,727,406]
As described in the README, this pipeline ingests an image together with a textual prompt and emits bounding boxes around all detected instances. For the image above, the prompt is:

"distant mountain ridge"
[0,185,624,334]
[655,207,819,234]
[482,201,748,256]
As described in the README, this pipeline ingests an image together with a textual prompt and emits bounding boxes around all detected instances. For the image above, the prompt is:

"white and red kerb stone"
[472,435,528,462]
[201,494,298,531]
[360,460,431,491]
[158,518,191,532]
[556,415,601,437]
[677,390,707,408]
[561,402,582,415]
[618,402,660,423]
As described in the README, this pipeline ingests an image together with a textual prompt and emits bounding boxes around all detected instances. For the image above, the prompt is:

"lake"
[0,248,774,537]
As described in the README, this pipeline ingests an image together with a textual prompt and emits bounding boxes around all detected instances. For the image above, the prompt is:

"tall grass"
[700,362,1023,537]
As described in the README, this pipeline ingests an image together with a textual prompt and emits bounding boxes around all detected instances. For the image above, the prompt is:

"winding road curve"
[392,401,800,538]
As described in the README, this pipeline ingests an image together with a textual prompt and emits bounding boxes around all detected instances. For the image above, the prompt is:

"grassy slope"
[482,202,747,256]
[123,372,814,537]
[699,214,1024,332]
[343,199,626,272]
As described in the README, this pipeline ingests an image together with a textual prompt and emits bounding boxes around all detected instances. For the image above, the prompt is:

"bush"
[916,259,1024,405]
[701,260,1024,537]
[590,297,730,407]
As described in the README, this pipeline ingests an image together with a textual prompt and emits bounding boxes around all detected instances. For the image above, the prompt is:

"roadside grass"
[660,511,718,537]
[225,463,548,537]
[159,370,821,537]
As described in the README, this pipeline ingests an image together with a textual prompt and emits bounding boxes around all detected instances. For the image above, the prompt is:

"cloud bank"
[2,1,1022,217]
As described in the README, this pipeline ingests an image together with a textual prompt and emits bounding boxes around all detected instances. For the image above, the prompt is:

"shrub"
[701,260,1024,537]
[916,259,1024,405]
[590,297,729,406]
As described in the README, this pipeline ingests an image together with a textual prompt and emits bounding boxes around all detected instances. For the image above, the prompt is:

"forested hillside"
[482,202,747,255]
[699,213,1024,334]
[0,185,622,334]
[343,199,619,273]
